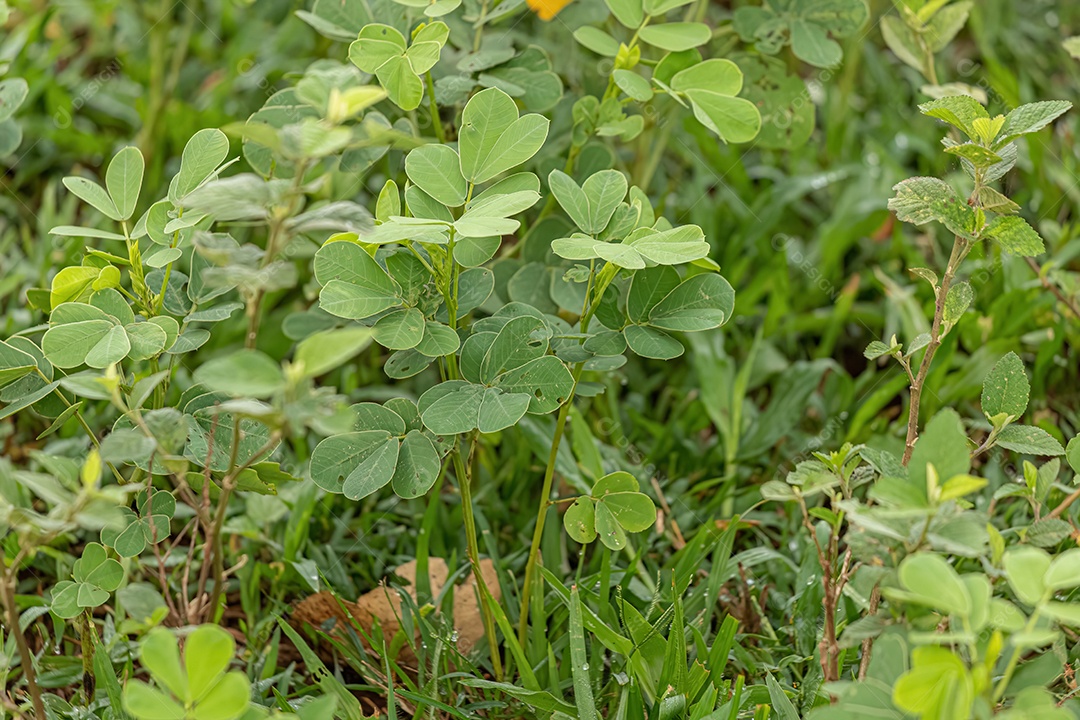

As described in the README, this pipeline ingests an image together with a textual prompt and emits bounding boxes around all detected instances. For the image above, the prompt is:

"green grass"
[2,0,1080,718]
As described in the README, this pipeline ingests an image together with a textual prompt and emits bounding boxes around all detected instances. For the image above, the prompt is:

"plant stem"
[993,606,1042,702]
[1025,256,1080,321]
[80,610,95,700]
[246,160,308,349]
[902,234,969,465]
[473,0,488,52]
[1048,486,1080,519]
[516,268,601,650]
[200,431,280,621]
[858,585,881,680]
[0,556,46,719]
[516,391,574,650]
[453,434,503,678]
[633,104,676,189]
[425,72,446,143]
[155,208,183,316]
[438,205,500,676]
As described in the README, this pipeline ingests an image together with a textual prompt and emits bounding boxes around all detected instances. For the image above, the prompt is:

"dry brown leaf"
[290,557,500,660]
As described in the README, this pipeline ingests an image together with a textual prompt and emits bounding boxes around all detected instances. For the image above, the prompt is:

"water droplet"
[450,631,459,642]
[581,663,589,670]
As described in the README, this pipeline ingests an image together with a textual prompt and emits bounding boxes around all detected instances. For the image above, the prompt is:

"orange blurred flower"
[526,0,574,21]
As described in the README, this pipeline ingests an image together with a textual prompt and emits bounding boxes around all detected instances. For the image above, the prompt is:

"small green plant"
[882,0,974,89]
[562,470,657,549]
[886,548,1080,718]
[734,0,869,68]
[50,541,123,619]
[873,95,1071,462]
[774,92,1080,716]
[123,625,250,720]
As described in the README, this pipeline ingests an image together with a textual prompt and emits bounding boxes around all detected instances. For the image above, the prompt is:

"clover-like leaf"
[101,489,176,558]
[563,497,597,544]
[124,625,251,720]
[315,240,403,320]
[193,349,285,398]
[52,542,124,617]
[171,128,231,205]
[892,647,973,720]
[0,339,38,389]
[548,169,628,235]
[568,471,657,550]
[43,301,134,369]
[624,325,684,360]
[734,0,868,68]
[647,273,735,332]
[638,23,711,52]
[736,53,816,150]
[405,144,468,207]
[897,552,971,616]
[311,401,442,501]
[552,224,711,270]
[459,87,550,184]
[349,22,449,111]
[106,146,145,221]
[670,60,761,143]
[1004,546,1051,606]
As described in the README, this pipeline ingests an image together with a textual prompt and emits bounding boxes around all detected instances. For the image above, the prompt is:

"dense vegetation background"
[2,0,1080,718]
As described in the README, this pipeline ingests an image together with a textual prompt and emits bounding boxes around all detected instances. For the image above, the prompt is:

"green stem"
[445,230,461,379]
[516,388,574,650]
[473,0,489,52]
[633,104,676,189]
[155,208,183,315]
[901,234,971,465]
[200,431,279,621]
[246,160,309,349]
[993,606,1042,702]
[516,262,603,650]
[453,434,503,678]
[81,609,96,701]
[438,200,499,676]
[425,72,446,143]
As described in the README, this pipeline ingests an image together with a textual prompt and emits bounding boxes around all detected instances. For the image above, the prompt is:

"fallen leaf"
[290,557,500,660]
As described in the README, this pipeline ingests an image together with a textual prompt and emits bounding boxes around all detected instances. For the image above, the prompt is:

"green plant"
[123,625,251,720]
[50,541,123,619]
[876,95,1071,462]
[7,0,1080,717]
[734,0,869,68]
[774,96,1080,717]
[882,0,974,88]
[562,470,657,549]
